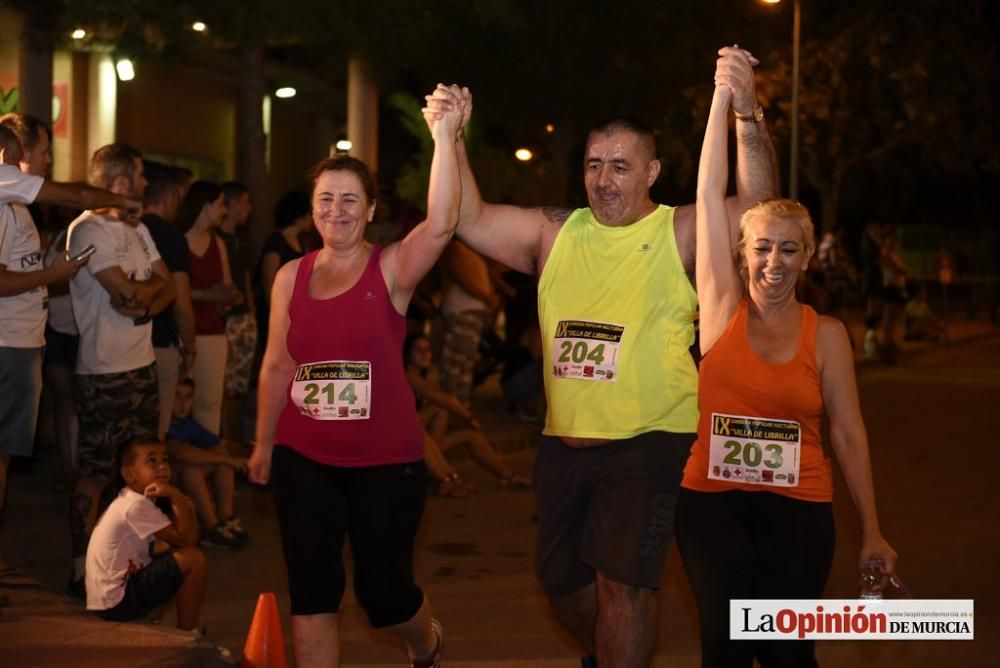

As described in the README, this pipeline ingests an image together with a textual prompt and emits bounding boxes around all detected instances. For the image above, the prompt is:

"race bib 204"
[708,413,800,487]
[291,360,371,420]
[551,319,625,382]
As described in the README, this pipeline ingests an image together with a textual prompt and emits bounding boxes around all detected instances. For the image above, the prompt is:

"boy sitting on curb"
[85,440,206,630]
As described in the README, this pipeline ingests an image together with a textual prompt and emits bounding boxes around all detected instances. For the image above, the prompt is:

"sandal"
[433,474,471,499]
[499,473,533,490]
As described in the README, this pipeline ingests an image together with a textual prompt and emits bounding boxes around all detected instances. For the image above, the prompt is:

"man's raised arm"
[719,45,780,238]
[430,85,565,276]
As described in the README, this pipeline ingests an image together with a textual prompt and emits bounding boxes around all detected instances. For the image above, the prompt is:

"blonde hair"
[738,198,815,255]
[735,199,815,282]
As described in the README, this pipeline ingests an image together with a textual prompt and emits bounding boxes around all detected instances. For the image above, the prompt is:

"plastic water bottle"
[859,560,884,600]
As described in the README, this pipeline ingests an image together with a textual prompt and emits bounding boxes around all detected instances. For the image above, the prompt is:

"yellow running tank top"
[538,205,698,439]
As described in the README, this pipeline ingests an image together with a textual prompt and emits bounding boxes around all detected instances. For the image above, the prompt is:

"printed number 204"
[558,341,606,365]
[722,440,783,468]
[303,382,358,405]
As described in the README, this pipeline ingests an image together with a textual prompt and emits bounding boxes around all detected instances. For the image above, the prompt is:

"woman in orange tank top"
[674,69,897,667]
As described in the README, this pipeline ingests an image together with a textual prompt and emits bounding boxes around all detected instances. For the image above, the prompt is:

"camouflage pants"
[440,309,490,406]
[76,363,159,479]
[224,312,258,397]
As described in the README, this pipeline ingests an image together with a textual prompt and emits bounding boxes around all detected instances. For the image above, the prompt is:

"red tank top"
[275,247,424,467]
[682,298,833,502]
[188,234,225,335]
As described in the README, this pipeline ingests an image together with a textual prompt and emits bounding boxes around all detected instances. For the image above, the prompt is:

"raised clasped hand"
[715,44,760,115]
[423,83,470,139]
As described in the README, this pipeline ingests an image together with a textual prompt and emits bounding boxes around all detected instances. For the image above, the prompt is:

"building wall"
[116,61,237,181]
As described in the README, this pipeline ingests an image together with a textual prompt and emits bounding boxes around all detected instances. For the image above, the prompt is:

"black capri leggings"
[271,445,428,626]
[675,488,835,668]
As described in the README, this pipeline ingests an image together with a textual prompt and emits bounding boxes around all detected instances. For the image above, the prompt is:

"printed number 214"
[304,382,357,405]
[558,341,605,365]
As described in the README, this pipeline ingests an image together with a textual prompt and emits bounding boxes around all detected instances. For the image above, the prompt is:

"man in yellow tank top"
[425,46,777,667]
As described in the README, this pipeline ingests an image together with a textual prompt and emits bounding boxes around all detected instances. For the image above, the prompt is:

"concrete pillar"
[347,56,378,172]
[237,45,271,256]
[69,51,89,180]
[17,21,53,126]
[86,54,116,158]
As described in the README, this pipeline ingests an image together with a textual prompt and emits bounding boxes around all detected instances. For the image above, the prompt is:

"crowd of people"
[0,43,906,668]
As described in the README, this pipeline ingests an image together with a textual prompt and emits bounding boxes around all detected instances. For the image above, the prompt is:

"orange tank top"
[681,298,833,502]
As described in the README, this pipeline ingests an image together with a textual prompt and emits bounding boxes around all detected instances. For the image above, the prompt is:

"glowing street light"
[545,123,555,133]
[514,148,533,162]
[335,139,353,152]
[275,87,296,99]
[71,28,86,40]
[115,58,135,82]
[192,21,207,32]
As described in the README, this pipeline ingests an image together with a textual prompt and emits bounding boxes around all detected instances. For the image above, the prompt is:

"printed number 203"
[722,440,783,468]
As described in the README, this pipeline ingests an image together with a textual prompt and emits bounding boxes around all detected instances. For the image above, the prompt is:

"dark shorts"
[534,430,695,596]
[76,364,159,479]
[0,346,44,457]
[96,551,183,622]
[44,327,79,370]
[271,445,428,626]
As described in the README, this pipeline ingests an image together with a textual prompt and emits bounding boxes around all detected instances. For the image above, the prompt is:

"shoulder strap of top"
[799,303,819,361]
[291,250,320,305]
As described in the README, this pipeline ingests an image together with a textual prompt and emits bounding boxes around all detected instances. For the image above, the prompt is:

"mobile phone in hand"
[70,244,97,263]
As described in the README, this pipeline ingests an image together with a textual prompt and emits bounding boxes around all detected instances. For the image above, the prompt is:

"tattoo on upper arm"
[540,207,572,225]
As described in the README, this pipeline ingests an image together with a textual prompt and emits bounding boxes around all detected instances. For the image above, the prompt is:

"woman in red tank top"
[675,77,897,665]
[248,87,466,667]
[178,181,241,436]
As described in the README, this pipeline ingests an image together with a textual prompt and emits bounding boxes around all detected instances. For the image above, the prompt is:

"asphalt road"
[1,333,997,666]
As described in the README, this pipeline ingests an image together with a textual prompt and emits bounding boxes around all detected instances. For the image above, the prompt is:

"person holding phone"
[65,143,175,598]
[0,121,140,574]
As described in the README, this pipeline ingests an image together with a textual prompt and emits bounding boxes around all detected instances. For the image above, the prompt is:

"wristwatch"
[734,105,764,123]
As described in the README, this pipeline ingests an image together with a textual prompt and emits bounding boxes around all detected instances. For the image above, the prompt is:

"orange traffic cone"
[243,592,287,668]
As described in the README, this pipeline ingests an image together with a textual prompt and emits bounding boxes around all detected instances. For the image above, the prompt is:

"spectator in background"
[439,240,499,406]
[405,334,532,489]
[818,227,856,331]
[861,223,886,360]
[142,164,196,439]
[0,113,66,487]
[66,143,172,597]
[878,225,909,364]
[42,223,80,488]
[177,181,238,435]
[166,378,249,550]
[904,283,947,343]
[85,440,205,630]
[253,190,311,360]
[218,182,257,442]
[2,125,139,570]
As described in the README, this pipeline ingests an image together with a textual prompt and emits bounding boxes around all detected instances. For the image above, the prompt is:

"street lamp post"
[764,0,800,200]
[790,0,800,200]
